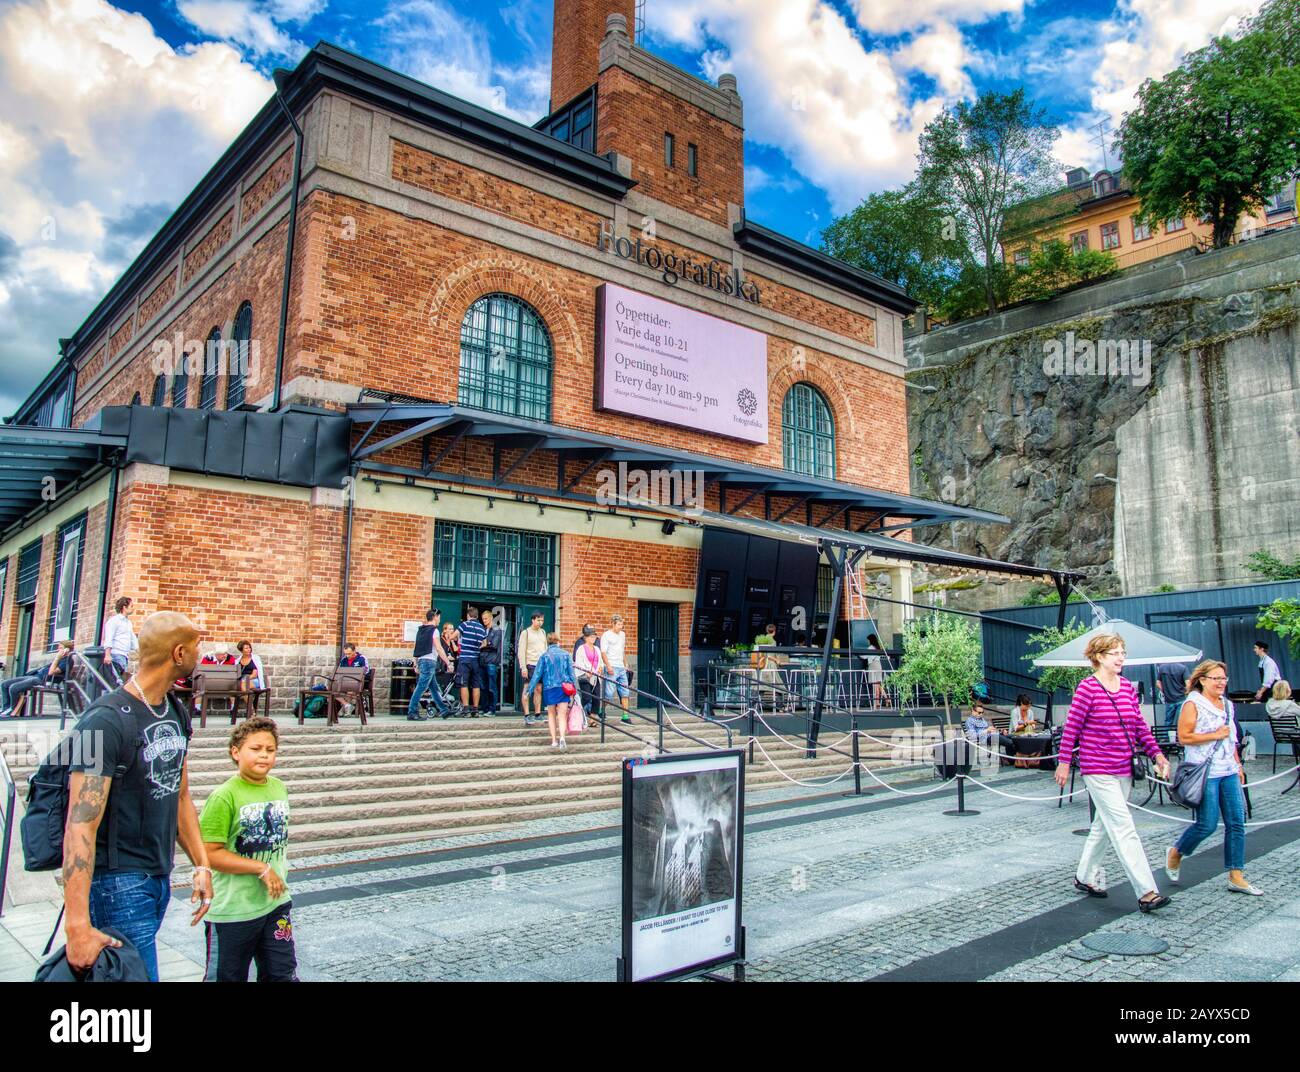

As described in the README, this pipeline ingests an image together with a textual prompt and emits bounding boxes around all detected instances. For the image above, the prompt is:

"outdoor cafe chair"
[192,666,245,728]
[298,665,369,727]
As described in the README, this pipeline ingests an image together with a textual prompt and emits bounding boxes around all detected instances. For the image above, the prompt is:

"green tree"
[1019,583,1086,607]
[917,89,1060,315]
[1023,621,1092,696]
[821,182,967,315]
[1117,17,1300,249]
[1009,240,1117,302]
[890,613,984,725]
[1244,548,1300,581]
[1257,598,1300,657]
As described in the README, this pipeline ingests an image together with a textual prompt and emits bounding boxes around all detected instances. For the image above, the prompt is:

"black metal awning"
[347,402,1010,529]
[0,425,126,539]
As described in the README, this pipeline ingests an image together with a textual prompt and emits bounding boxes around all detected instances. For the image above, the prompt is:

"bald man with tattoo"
[62,611,214,980]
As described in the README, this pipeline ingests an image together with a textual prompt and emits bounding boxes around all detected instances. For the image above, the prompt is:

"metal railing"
[61,652,119,730]
[0,744,15,918]
[581,669,731,755]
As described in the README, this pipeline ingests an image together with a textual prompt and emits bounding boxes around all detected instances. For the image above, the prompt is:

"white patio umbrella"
[1031,619,1202,667]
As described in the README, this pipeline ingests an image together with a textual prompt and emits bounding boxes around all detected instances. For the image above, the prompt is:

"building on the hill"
[0,1,1079,709]
[1002,167,1298,272]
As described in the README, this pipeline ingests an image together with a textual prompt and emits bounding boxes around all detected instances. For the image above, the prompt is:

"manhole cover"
[1065,946,1108,962]
[1081,933,1169,956]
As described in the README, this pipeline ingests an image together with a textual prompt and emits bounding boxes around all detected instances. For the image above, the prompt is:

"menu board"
[703,569,728,609]
[745,578,772,602]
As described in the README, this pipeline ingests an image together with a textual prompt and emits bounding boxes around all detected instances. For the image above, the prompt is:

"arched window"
[130,391,142,406]
[171,351,189,407]
[151,374,166,406]
[198,326,221,410]
[782,383,835,479]
[227,302,251,410]
[458,294,553,421]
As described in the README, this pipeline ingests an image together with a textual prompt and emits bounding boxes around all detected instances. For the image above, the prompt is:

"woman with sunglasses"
[1055,633,1171,912]
[1164,661,1261,896]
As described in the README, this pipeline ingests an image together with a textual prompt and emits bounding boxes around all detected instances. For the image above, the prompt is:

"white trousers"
[1077,774,1158,898]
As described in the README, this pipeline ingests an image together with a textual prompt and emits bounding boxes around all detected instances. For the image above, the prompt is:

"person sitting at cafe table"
[964,702,1012,765]
[1011,693,1041,732]
[235,640,267,713]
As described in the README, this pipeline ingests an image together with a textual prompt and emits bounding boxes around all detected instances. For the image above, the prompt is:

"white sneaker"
[1165,847,1181,883]
[1228,879,1263,896]
[558,739,567,752]
[550,741,559,749]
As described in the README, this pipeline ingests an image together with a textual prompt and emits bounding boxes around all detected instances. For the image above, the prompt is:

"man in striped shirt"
[456,608,487,715]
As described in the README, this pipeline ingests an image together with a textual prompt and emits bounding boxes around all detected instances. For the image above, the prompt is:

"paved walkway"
[4,752,1299,982]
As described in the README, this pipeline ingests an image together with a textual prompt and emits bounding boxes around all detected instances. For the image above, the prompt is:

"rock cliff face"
[904,230,1300,610]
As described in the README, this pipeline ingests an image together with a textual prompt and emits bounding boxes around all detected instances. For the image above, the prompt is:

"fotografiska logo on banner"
[50,1004,152,1052]
[597,223,761,305]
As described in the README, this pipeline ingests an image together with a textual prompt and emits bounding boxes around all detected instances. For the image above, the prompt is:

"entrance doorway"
[429,592,554,711]
[637,602,679,707]
[13,604,33,676]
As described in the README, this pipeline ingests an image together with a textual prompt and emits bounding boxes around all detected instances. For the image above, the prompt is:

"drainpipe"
[94,464,120,641]
[339,465,357,658]
[271,68,304,413]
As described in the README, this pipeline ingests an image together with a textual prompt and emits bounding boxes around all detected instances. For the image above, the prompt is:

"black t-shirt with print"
[68,687,193,877]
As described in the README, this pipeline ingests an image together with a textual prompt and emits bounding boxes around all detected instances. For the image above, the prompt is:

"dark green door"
[637,602,679,707]
[13,604,33,676]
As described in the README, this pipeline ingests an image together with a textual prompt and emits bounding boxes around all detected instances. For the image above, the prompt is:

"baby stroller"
[416,667,466,718]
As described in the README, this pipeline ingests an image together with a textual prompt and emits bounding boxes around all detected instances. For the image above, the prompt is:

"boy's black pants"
[204,902,299,981]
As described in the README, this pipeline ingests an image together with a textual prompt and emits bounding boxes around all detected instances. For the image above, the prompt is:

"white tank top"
[1181,691,1239,778]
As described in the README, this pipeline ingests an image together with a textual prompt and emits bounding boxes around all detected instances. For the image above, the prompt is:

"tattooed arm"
[175,761,213,924]
[63,771,122,970]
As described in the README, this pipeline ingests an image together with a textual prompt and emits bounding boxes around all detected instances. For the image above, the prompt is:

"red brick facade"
[2,12,916,708]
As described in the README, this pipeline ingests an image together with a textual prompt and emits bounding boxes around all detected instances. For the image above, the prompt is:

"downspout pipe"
[94,464,120,642]
[271,68,304,413]
[339,465,357,660]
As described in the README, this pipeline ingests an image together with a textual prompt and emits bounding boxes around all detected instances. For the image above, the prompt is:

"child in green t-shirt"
[198,716,297,982]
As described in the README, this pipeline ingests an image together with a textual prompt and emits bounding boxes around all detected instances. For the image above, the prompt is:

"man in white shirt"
[1254,640,1282,702]
[600,614,632,724]
[101,595,137,681]
[517,612,548,726]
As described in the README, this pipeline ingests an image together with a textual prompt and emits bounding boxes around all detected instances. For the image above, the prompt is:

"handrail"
[62,652,118,731]
[0,744,15,918]
[578,669,724,755]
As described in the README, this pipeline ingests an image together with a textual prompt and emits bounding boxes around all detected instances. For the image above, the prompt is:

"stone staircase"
[4,716,926,858]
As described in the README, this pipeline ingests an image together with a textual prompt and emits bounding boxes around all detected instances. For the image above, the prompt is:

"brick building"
[0,2,1062,712]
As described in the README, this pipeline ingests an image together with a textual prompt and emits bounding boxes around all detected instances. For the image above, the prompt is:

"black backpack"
[20,702,145,873]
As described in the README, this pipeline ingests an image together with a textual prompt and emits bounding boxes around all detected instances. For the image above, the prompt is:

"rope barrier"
[746,736,859,788]
[962,774,1088,803]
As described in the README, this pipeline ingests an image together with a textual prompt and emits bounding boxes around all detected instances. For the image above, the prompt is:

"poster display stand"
[617,749,746,982]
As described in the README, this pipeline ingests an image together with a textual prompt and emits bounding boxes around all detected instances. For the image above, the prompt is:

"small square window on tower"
[665,132,675,168]
[688,143,698,177]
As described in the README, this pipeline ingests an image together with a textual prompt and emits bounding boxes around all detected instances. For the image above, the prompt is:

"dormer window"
[1091,171,1116,197]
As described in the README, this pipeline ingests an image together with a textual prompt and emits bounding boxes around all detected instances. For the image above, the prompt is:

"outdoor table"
[1004,731,1054,768]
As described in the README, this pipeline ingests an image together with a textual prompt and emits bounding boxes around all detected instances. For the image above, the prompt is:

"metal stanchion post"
[747,705,755,766]
[1073,794,1096,836]
[851,717,862,797]
[656,701,664,754]
[944,739,980,816]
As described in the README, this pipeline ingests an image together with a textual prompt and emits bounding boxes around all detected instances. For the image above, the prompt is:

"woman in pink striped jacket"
[1054,633,1172,912]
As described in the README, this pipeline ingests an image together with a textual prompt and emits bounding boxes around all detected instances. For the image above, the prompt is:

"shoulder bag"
[1103,686,1151,783]
[1168,703,1233,810]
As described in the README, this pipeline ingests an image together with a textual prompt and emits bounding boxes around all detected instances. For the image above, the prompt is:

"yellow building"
[1002,167,1298,271]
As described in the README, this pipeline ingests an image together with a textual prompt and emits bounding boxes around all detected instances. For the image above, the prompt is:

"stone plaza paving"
[3,752,1300,983]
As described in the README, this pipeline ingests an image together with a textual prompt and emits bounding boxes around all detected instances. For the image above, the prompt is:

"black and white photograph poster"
[622,750,744,982]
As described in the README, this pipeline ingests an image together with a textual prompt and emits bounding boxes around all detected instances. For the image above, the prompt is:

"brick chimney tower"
[551,0,635,111]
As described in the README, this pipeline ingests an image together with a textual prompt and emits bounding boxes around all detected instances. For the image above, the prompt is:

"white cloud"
[846,0,1027,35]
[0,0,272,412]
[377,0,550,122]
[648,0,966,212]
[1063,0,1263,171]
[176,0,305,59]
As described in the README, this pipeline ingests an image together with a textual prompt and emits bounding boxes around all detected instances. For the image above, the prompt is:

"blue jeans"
[603,667,630,701]
[1164,701,1184,728]
[408,658,448,717]
[480,662,498,713]
[88,871,171,982]
[1,674,40,709]
[1175,773,1246,871]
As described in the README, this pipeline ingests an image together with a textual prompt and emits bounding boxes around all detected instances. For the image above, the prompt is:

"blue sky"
[0,0,1264,412]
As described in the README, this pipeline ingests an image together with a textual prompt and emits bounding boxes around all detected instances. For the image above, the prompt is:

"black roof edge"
[43,41,635,379]
[732,216,918,316]
[7,350,75,425]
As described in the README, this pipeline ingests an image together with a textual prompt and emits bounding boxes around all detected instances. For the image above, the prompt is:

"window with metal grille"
[782,383,835,479]
[458,294,553,421]
[433,521,556,597]
[49,514,85,645]
[227,302,251,409]
[171,358,189,408]
[151,374,166,406]
[16,539,41,604]
[816,563,834,622]
[199,326,221,410]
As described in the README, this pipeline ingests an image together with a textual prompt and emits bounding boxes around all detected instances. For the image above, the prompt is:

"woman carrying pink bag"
[574,629,607,731]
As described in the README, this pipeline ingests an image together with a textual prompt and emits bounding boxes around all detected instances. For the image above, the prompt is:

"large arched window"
[782,383,835,479]
[227,302,251,410]
[458,294,553,421]
[171,351,189,408]
[150,375,166,406]
[198,326,221,410]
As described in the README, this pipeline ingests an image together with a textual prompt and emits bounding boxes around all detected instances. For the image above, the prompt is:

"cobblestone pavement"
[5,758,1298,982]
